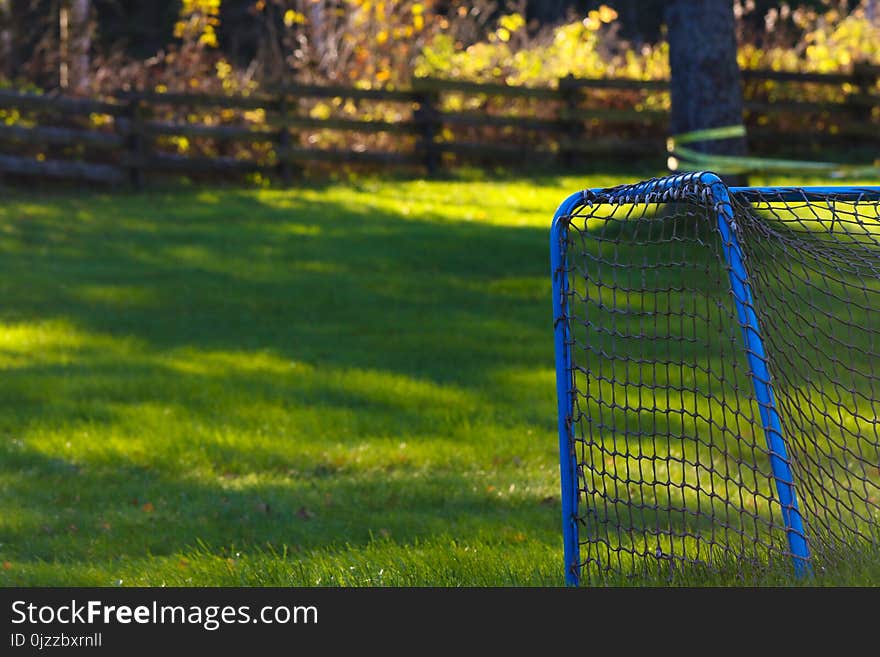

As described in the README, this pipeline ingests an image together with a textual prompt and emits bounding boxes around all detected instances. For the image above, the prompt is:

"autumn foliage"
[0,1,876,173]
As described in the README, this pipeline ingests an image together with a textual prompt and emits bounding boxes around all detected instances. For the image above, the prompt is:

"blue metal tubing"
[551,190,587,587]
[704,174,812,574]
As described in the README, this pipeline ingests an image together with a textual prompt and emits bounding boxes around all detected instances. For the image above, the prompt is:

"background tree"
[69,0,92,93]
[665,0,748,181]
[59,0,92,93]
[0,0,13,80]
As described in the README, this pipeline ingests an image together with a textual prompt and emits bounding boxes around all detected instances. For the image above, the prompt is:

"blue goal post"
[551,172,880,585]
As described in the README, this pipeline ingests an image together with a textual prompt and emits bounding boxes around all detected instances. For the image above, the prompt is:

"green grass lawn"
[1,171,878,586]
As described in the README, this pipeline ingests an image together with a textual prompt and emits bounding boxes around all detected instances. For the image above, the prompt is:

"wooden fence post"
[850,62,878,126]
[558,74,584,170]
[275,94,293,186]
[413,86,441,176]
[122,95,145,189]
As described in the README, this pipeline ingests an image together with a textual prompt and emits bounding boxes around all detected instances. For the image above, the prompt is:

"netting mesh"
[553,173,880,584]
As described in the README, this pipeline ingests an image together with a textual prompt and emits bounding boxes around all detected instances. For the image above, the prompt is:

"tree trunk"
[59,2,68,89]
[307,0,333,76]
[69,0,91,94]
[0,0,13,80]
[665,0,747,184]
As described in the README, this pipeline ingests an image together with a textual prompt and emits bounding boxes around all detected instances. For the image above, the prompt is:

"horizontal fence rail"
[0,66,876,187]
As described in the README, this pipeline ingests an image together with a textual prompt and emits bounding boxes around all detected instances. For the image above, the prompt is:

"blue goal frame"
[550,171,880,586]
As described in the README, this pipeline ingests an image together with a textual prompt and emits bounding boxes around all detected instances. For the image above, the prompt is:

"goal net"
[550,172,880,584]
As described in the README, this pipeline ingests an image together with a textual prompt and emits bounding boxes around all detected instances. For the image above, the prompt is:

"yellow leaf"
[597,5,618,23]
[243,109,266,123]
[376,69,391,82]
[284,10,307,27]
[215,59,232,78]
[310,103,332,120]
[499,13,525,33]
[199,28,218,48]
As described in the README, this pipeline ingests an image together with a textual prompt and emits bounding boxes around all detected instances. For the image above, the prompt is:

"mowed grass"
[1,171,878,587]
[0,172,637,587]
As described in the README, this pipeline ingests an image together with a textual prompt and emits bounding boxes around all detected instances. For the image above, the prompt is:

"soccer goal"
[550,171,880,585]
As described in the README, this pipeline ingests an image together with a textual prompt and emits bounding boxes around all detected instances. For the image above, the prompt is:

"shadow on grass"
[0,185,572,579]
[0,441,559,566]
[0,189,555,386]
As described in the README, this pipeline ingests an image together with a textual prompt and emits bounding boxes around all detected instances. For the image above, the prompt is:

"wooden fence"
[0,65,877,187]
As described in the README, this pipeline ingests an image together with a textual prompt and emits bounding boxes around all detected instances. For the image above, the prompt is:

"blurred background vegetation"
[0,1,877,181]
[1,1,878,94]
